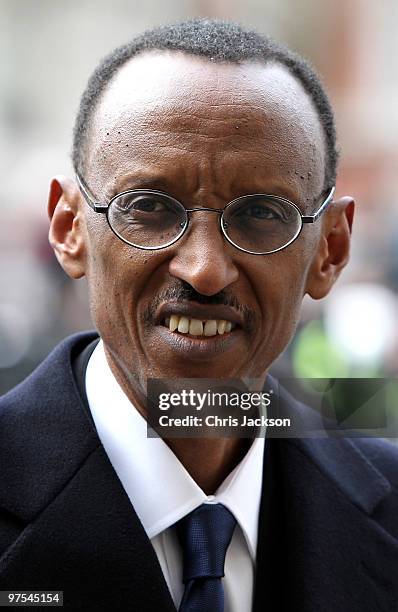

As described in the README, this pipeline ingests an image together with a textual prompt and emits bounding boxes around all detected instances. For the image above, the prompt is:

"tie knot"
[176,503,237,583]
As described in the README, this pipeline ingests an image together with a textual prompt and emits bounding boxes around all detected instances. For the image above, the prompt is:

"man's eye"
[131,197,166,212]
[244,203,282,220]
[240,202,284,221]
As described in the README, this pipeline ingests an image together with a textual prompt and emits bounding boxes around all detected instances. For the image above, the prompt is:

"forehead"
[86,51,325,201]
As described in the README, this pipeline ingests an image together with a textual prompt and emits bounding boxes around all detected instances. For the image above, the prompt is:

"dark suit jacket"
[0,332,397,611]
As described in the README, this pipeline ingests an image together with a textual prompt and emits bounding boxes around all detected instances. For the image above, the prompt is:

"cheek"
[267,277,304,339]
[84,231,150,340]
[257,249,308,305]
[86,263,127,341]
[254,249,312,349]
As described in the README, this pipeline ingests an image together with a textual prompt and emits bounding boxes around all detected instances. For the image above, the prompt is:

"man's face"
[75,52,330,394]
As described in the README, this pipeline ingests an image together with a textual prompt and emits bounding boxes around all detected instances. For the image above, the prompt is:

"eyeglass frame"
[76,172,335,255]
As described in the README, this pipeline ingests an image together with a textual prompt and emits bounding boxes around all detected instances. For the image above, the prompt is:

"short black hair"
[72,18,338,189]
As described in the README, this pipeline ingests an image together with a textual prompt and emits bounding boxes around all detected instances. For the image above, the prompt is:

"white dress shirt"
[85,340,265,612]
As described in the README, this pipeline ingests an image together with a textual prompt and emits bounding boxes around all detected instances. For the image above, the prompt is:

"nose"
[168,212,239,296]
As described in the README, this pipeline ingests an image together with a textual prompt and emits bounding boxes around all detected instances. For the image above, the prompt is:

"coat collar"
[272,380,392,515]
[0,332,101,523]
[0,332,176,611]
[253,380,397,612]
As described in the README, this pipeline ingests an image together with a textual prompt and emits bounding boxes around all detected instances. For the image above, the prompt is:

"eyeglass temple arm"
[301,186,335,223]
[75,173,108,213]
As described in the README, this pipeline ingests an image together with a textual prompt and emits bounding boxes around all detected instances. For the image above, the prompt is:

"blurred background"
[1,0,397,396]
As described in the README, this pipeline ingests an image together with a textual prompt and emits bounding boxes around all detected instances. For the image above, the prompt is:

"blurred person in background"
[0,18,397,611]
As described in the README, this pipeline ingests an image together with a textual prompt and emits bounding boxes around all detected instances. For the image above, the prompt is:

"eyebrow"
[109,174,184,198]
[106,172,321,211]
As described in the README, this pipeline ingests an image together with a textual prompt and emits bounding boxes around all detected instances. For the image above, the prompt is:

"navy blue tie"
[176,503,237,612]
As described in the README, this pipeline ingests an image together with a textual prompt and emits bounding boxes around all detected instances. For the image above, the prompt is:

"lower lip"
[153,325,243,360]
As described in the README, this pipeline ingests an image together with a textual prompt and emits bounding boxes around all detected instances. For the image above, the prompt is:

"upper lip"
[155,301,245,328]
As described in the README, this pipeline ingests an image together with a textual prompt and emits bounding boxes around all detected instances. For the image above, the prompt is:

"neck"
[102,345,253,493]
[166,437,252,494]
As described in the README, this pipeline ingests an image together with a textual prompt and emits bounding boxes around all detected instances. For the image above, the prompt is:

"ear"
[48,175,87,279]
[305,196,355,300]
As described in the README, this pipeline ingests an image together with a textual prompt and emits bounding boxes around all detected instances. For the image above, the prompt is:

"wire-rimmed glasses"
[76,173,335,255]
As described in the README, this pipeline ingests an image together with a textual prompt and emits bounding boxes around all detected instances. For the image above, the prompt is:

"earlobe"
[306,197,355,300]
[48,175,87,279]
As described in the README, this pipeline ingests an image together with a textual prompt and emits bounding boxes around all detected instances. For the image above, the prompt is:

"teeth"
[169,314,179,332]
[204,320,217,336]
[167,316,235,337]
[177,316,189,333]
[189,319,203,335]
[217,320,226,335]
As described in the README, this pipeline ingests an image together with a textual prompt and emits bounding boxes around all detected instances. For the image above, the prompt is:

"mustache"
[143,280,257,332]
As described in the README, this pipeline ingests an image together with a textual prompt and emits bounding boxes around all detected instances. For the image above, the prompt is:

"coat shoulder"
[0,332,100,523]
[0,331,98,415]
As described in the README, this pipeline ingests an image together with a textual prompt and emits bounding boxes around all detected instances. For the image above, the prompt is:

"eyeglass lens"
[107,191,302,253]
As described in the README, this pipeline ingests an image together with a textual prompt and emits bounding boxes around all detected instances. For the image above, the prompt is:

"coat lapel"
[253,384,398,612]
[1,445,176,611]
[0,333,176,611]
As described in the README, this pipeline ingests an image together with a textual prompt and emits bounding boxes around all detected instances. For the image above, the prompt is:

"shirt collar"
[85,340,265,560]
